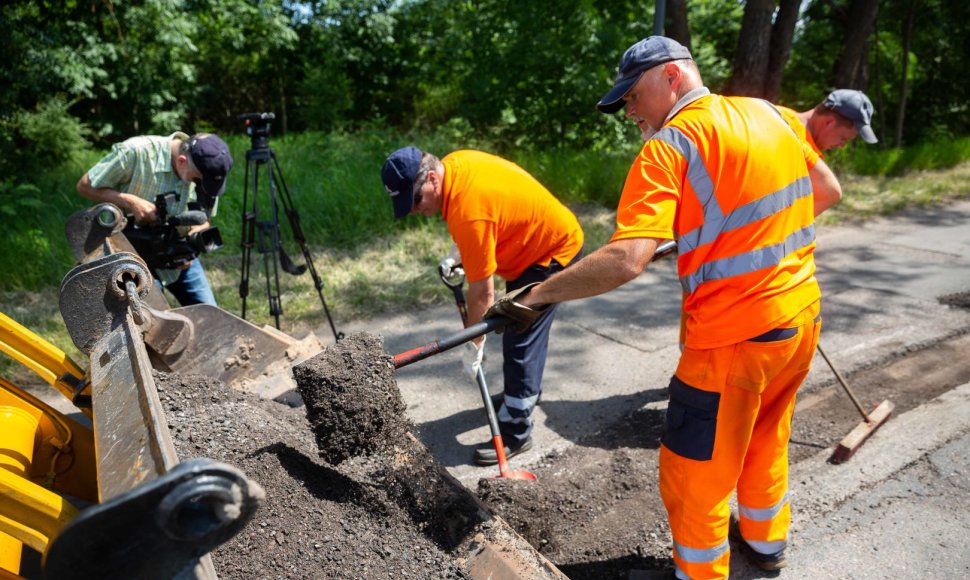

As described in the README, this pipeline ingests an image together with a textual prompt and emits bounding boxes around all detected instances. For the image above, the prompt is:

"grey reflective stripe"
[680,224,816,294]
[673,538,729,563]
[503,393,540,411]
[653,127,719,254]
[739,491,790,521]
[721,176,813,234]
[496,407,527,424]
[747,538,788,555]
[652,125,815,294]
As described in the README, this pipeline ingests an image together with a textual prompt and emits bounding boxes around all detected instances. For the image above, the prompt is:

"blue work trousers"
[156,259,217,307]
[497,254,579,444]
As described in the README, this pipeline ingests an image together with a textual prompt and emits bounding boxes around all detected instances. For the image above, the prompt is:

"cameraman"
[77,132,233,306]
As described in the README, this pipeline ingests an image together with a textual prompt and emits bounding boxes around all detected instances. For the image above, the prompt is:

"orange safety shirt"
[611,94,820,349]
[776,105,822,166]
[440,150,584,283]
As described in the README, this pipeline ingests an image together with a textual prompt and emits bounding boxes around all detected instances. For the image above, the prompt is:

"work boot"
[747,548,788,571]
[729,514,788,571]
[473,437,533,466]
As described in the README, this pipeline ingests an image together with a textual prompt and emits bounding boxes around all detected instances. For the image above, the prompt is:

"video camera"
[124,193,223,272]
[240,112,275,150]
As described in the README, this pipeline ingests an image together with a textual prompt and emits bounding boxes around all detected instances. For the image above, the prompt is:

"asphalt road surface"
[342,199,970,578]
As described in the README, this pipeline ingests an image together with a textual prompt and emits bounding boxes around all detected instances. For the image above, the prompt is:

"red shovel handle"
[392,316,511,369]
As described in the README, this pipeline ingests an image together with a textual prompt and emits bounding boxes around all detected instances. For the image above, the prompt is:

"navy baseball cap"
[598,36,693,114]
[824,89,878,144]
[381,146,423,219]
[189,134,233,197]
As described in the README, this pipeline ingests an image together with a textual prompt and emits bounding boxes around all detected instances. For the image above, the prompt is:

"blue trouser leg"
[498,301,558,443]
[497,253,579,444]
[164,260,217,306]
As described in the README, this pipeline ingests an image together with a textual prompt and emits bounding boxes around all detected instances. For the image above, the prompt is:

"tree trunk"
[872,10,884,143]
[763,0,801,102]
[665,0,692,52]
[832,0,880,88]
[725,0,775,97]
[895,0,920,147]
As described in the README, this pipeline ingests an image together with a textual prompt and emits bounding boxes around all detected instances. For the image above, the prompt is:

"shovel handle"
[654,239,677,260]
[392,316,511,369]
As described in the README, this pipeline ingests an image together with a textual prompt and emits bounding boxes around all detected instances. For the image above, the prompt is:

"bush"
[13,99,91,177]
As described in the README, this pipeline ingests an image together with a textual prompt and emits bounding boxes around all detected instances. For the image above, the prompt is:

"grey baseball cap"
[597,36,693,114]
[824,89,878,144]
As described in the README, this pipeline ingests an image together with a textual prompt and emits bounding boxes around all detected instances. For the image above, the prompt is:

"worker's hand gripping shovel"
[435,262,537,481]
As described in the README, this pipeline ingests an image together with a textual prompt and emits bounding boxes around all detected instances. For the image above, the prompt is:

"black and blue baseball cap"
[188,134,233,198]
[597,36,693,114]
[381,146,423,219]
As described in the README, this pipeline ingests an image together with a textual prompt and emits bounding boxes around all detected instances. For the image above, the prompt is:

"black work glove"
[484,282,549,334]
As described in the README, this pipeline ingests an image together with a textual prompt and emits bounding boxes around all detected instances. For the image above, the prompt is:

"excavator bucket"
[64,203,322,403]
[156,303,321,402]
[1,242,263,578]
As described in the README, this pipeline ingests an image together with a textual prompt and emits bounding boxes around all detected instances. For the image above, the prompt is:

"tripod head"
[240,112,275,151]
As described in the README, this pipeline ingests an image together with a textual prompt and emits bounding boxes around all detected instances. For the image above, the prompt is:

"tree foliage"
[1,0,968,186]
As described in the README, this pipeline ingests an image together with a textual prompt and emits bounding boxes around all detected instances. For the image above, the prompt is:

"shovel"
[431,262,537,481]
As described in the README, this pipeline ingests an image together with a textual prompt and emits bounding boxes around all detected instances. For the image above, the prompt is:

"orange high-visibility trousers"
[659,301,821,580]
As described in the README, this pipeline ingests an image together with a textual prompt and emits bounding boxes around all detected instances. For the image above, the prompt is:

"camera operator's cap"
[189,134,234,197]
[381,146,423,219]
[823,89,878,144]
[597,36,693,114]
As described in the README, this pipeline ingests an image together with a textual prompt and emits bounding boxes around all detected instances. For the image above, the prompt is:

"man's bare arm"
[523,237,661,307]
[465,275,495,346]
[810,158,843,217]
[77,173,158,223]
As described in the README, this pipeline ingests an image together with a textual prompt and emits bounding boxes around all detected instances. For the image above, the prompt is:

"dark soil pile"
[293,332,483,550]
[293,332,411,465]
[158,370,469,579]
[476,407,672,579]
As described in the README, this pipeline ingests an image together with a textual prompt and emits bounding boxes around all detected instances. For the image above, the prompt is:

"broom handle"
[816,343,870,420]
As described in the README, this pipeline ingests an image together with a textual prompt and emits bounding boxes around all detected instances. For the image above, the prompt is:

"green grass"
[818,161,970,225]
[826,136,970,177]
[3,132,970,383]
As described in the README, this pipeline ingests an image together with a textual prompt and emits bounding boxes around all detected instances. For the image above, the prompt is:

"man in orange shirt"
[381,147,584,465]
[777,89,877,216]
[778,89,878,154]
[487,36,841,578]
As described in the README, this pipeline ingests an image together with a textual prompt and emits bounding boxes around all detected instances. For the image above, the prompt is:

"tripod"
[238,112,343,341]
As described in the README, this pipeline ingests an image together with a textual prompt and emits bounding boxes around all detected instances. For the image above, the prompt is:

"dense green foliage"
[2,0,970,293]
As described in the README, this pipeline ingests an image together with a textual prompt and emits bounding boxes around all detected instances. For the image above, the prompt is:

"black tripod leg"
[257,220,283,329]
[239,157,255,319]
[271,153,343,341]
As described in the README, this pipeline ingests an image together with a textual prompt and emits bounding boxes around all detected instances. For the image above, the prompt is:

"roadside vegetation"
[2,133,970,384]
[3,0,970,381]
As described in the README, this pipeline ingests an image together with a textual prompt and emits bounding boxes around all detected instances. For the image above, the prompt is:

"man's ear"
[665,62,683,88]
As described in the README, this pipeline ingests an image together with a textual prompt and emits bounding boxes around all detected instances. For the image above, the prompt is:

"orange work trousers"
[659,301,821,580]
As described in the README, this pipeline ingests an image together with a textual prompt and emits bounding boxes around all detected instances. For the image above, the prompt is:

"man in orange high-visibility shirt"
[381,147,584,466]
[776,89,877,216]
[485,36,841,579]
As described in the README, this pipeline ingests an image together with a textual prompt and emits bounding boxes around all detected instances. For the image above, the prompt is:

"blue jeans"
[157,260,217,306]
[496,252,581,445]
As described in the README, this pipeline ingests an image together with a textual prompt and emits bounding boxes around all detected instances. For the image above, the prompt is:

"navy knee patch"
[662,376,720,461]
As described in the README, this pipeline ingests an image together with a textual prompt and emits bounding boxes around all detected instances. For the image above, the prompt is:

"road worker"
[381,147,584,465]
[486,36,841,578]
[776,89,876,216]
